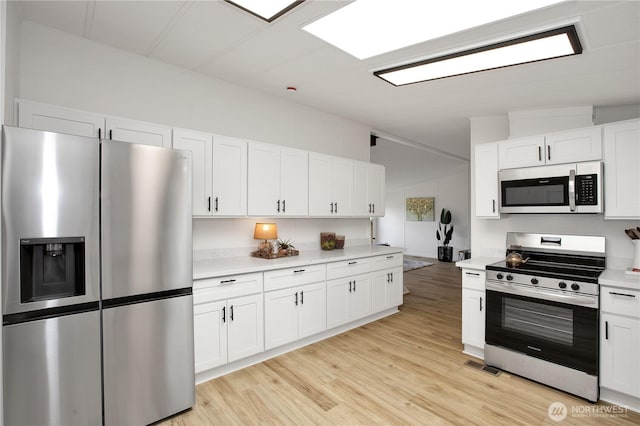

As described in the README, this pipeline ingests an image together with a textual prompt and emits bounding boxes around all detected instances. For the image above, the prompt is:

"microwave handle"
[569,169,576,212]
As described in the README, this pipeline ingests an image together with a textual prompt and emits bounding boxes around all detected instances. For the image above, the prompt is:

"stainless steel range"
[485,232,605,402]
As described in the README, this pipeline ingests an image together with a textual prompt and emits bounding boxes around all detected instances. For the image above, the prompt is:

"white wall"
[2,0,20,125]
[377,166,470,258]
[18,21,370,161]
[469,107,640,268]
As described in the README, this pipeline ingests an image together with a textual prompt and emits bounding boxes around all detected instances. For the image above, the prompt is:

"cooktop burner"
[486,260,604,284]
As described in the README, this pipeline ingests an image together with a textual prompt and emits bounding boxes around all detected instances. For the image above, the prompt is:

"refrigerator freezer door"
[1,126,100,314]
[3,311,102,426]
[102,294,195,425]
[101,140,192,299]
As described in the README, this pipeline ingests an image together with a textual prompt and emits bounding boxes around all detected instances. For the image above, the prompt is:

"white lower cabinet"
[193,273,264,374]
[371,254,403,312]
[460,268,486,359]
[326,273,371,329]
[600,286,640,406]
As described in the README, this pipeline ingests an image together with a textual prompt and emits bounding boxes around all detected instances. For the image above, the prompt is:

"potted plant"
[277,239,295,255]
[436,208,454,262]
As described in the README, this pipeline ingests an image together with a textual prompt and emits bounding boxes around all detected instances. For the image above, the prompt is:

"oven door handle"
[486,281,598,308]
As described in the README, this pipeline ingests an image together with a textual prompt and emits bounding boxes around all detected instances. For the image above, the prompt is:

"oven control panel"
[486,270,599,296]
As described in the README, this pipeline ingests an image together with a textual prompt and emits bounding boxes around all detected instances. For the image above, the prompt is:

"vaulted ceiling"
[14,0,640,187]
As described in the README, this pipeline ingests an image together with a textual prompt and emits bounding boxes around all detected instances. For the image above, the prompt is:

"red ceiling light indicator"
[286,86,297,93]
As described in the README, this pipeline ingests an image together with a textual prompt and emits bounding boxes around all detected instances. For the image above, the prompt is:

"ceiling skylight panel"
[303,0,566,59]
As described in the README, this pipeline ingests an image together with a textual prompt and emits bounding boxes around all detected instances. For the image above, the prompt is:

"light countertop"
[599,268,640,291]
[455,257,502,271]
[193,245,404,280]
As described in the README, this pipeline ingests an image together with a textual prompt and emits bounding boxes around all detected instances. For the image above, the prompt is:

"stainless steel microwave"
[499,161,603,213]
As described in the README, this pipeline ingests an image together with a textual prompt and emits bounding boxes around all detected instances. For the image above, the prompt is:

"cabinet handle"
[605,320,608,340]
[330,202,334,214]
[208,196,211,212]
[98,128,102,140]
[230,305,234,321]
[220,279,236,284]
[214,196,219,212]
[277,200,281,213]
[353,280,356,292]
[349,281,352,293]
[386,255,394,259]
[386,273,390,283]
[480,297,483,312]
[538,146,542,161]
[348,261,357,265]
[109,129,113,140]
[222,306,226,323]
[492,199,496,213]
[300,290,304,304]
[295,292,298,306]
[335,202,338,214]
[372,204,375,214]
[390,273,393,283]
[547,145,551,161]
[609,291,636,298]
[369,204,372,213]
[293,269,306,273]
[282,200,286,213]
[465,272,480,276]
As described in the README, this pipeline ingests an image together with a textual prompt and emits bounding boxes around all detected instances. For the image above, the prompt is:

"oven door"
[485,287,598,375]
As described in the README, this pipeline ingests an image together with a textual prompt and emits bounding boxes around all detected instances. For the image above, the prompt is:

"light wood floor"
[162,260,640,425]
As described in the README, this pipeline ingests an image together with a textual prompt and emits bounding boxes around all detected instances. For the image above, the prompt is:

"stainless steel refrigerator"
[1,125,195,425]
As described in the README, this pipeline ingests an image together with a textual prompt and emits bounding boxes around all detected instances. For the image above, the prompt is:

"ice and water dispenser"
[19,237,86,303]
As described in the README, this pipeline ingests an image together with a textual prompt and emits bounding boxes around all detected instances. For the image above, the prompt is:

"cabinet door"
[18,100,105,139]
[298,282,327,339]
[227,294,264,363]
[387,267,403,308]
[368,164,385,216]
[600,313,640,397]
[370,270,389,313]
[280,148,308,216]
[461,288,485,349]
[474,142,500,218]
[308,153,334,216]
[604,119,640,219]
[332,157,354,216]
[173,129,213,216]
[213,135,247,216]
[326,278,350,329]
[498,135,545,169]
[106,117,172,147]
[248,142,280,216]
[353,162,370,216]
[194,300,227,372]
[264,288,298,350]
[545,127,602,165]
[349,273,371,321]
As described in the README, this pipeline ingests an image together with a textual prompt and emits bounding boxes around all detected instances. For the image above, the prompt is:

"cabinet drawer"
[326,258,372,280]
[264,264,326,292]
[371,253,403,271]
[461,269,486,291]
[601,287,640,318]
[194,272,263,304]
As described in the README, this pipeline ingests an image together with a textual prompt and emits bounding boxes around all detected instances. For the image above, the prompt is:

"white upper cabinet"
[474,142,500,218]
[498,127,602,169]
[18,100,105,139]
[105,117,172,148]
[603,119,640,219]
[17,100,172,147]
[309,153,354,217]
[353,161,385,217]
[247,142,308,216]
[173,129,247,216]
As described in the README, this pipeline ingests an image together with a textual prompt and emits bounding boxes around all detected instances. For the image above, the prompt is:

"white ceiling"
[14,0,640,187]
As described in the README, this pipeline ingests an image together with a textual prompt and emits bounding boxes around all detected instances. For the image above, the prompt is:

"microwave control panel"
[575,174,597,205]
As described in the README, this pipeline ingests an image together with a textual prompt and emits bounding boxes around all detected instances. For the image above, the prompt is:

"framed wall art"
[406,197,435,221]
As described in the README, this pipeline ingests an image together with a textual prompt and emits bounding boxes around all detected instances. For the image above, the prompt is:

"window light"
[302,0,565,59]
[374,26,582,86]
[225,0,303,22]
